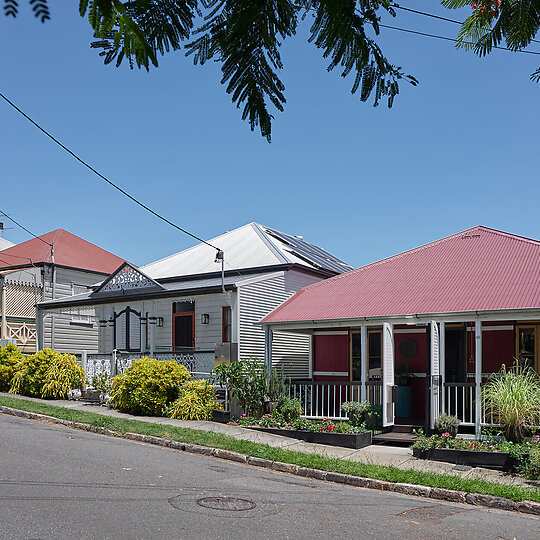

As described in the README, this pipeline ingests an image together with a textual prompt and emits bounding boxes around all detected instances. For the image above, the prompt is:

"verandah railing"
[443,380,497,426]
[288,379,382,420]
[82,350,215,379]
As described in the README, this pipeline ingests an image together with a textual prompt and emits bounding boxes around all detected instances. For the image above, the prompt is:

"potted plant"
[395,363,414,418]
[434,413,460,437]
[263,366,288,415]
[341,400,371,426]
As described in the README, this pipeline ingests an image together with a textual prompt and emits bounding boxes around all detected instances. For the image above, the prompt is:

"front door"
[173,313,194,350]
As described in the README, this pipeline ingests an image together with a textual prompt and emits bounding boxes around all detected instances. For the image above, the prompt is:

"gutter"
[259,306,540,329]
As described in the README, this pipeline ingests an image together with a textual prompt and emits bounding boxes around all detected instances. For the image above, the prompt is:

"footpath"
[0,392,535,490]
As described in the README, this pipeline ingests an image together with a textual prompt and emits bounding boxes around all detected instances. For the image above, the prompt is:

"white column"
[475,320,483,438]
[360,325,368,402]
[308,334,313,380]
[430,321,441,430]
[0,276,7,340]
[149,303,156,357]
[440,322,446,414]
[264,326,273,372]
[36,310,45,351]
[382,322,395,427]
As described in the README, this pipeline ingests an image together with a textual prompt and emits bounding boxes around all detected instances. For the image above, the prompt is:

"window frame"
[222,306,232,343]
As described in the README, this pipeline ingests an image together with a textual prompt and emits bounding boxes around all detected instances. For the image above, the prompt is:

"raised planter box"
[212,409,231,423]
[412,446,513,470]
[248,427,372,449]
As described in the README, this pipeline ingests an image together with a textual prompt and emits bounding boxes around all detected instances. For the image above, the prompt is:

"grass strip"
[1,394,539,503]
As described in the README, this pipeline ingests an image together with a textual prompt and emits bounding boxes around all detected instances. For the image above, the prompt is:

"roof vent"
[294,235,303,240]
[461,234,481,240]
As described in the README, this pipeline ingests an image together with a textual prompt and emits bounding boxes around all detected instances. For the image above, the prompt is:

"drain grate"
[196,497,256,512]
[398,505,462,521]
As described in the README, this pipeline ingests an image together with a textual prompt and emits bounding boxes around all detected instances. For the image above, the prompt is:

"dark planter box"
[212,409,231,423]
[248,427,372,449]
[81,390,101,403]
[413,446,513,470]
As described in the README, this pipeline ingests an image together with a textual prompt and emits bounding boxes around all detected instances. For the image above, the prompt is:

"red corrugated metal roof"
[262,226,540,323]
[0,229,126,274]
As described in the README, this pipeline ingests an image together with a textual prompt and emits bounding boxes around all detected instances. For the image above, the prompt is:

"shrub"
[110,357,190,416]
[212,359,266,417]
[265,366,288,402]
[0,343,23,391]
[167,380,221,420]
[341,400,372,427]
[434,413,460,437]
[482,364,540,443]
[10,348,85,399]
[524,446,540,480]
[277,396,302,423]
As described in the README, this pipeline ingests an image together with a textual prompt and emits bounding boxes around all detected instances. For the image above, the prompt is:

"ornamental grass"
[482,364,540,443]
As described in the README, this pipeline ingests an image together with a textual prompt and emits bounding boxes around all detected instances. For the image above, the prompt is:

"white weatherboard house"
[37,223,352,378]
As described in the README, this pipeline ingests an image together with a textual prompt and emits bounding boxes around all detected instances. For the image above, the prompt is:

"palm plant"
[481,364,540,443]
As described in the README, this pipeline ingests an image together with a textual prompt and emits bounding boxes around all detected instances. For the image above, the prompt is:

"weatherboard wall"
[238,270,323,379]
[96,292,235,353]
[42,267,102,354]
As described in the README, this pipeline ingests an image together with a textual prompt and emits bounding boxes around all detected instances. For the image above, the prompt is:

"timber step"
[372,431,419,445]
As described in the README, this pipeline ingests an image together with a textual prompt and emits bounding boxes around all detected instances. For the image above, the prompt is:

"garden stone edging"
[1,404,539,517]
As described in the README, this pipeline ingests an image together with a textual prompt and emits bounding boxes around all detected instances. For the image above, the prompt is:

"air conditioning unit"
[215,342,238,366]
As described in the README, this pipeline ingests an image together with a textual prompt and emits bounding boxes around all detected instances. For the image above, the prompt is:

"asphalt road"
[1,414,539,540]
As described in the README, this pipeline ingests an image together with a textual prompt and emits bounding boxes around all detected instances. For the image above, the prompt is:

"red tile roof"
[0,229,126,274]
[262,226,540,323]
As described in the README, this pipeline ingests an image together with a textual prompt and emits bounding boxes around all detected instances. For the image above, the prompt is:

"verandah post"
[475,320,483,438]
[264,325,273,373]
[360,325,367,402]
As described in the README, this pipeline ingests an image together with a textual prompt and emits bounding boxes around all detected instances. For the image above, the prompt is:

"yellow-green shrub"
[10,348,85,399]
[167,380,221,421]
[0,343,23,391]
[110,357,191,416]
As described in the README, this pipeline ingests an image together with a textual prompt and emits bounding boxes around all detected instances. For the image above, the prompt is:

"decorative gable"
[93,263,163,295]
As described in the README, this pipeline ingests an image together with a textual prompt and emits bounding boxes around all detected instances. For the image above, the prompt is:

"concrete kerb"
[1,404,539,517]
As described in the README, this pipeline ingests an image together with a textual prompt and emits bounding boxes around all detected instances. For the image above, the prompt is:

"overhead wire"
[0,209,51,247]
[392,3,540,45]
[0,92,221,253]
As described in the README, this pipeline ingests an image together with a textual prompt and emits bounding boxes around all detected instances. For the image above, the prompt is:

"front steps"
[372,419,423,446]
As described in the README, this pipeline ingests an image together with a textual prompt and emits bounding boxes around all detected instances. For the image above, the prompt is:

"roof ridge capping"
[292,225,540,294]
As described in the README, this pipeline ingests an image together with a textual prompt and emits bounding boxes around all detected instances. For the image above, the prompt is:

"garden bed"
[412,446,514,470]
[247,426,372,449]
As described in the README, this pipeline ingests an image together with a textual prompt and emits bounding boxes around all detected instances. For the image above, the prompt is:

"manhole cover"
[196,497,256,512]
[398,505,462,521]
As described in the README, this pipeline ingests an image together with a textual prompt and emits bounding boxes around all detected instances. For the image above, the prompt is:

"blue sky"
[0,2,538,270]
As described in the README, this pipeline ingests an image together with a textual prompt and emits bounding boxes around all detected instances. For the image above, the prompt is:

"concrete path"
[2,392,539,490]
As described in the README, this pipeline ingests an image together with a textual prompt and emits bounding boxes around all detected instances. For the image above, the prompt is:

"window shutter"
[129,311,141,351]
[115,312,126,350]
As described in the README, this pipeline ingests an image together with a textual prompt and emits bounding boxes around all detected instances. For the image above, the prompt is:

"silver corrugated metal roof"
[0,237,15,251]
[141,222,352,279]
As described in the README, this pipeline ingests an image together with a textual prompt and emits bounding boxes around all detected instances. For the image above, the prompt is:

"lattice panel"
[5,282,42,318]
[6,320,37,352]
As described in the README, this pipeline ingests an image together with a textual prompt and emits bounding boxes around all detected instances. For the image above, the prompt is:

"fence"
[82,350,215,380]
[289,379,382,420]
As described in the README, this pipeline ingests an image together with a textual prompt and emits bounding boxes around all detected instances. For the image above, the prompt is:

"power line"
[0,92,221,253]
[379,23,540,55]
[0,209,51,247]
[392,3,540,45]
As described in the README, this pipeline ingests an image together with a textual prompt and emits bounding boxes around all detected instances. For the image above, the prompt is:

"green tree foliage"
[0,343,23,391]
[9,348,85,399]
[442,0,540,81]
[110,357,191,415]
[3,1,417,141]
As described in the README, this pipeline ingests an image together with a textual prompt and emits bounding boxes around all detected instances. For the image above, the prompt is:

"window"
[222,306,232,343]
[368,328,382,375]
[71,284,92,325]
[516,325,540,372]
[350,331,362,381]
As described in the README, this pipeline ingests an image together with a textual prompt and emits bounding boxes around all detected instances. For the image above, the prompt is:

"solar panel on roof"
[265,228,352,274]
